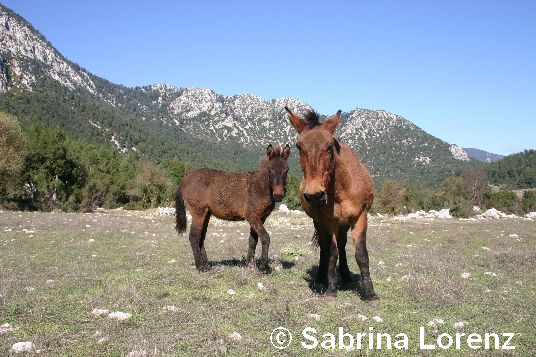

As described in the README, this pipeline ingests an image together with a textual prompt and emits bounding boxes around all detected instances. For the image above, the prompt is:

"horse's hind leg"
[245,228,258,267]
[352,213,378,301]
[189,210,210,271]
[337,226,351,284]
[198,211,212,271]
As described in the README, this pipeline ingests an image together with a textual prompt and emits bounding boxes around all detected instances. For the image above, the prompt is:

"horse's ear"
[282,144,291,159]
[267,144,275,159]
[285,106,307,134]
[323,110,342,134]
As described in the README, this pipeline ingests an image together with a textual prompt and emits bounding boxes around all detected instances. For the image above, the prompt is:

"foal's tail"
[175,187,187,235]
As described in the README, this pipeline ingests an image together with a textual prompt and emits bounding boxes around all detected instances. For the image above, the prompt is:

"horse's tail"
[175,187,187,235]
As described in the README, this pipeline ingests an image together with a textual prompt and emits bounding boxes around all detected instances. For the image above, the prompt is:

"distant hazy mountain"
[0,4,475,185]
[464,148,504,163]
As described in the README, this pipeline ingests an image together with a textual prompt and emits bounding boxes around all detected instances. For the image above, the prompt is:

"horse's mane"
[303,110,321,128]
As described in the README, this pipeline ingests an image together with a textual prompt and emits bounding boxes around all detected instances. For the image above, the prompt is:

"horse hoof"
[324,291,337,300]
[257,260,269,271]
[315,276,328,285]
[363,295,380,304]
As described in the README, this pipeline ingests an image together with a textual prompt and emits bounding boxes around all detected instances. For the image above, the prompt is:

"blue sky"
[3,0,535,155]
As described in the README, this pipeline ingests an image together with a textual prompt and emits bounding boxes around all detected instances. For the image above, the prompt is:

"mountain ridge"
[0,3,475,185]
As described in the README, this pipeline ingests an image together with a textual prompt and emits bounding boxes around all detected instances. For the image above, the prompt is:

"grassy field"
[1,209,535,356]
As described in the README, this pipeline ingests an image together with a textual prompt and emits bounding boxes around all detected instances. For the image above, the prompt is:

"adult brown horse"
[285,107,378,301]
[175,144,290,271]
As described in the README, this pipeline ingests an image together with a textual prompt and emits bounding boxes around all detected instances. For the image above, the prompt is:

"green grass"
[1,210,535,355]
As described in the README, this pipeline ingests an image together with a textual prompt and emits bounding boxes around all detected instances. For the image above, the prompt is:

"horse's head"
[285,107,341,208]
[263,144,290,202]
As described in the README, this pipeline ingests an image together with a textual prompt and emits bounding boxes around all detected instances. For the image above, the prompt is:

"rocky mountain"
[464,148,503,163]
[0,4,475,185]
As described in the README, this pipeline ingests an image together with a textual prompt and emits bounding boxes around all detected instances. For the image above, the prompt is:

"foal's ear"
[284,106,307,134]
[323,110,342,134]
[282,144,291,159]
[267,144,275,159]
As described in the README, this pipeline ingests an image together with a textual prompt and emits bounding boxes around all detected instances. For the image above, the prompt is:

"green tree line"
[0,111,192,211]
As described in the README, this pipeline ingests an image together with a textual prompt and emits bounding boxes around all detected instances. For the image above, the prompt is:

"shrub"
[482,189,520,214]
[521,190,536,213]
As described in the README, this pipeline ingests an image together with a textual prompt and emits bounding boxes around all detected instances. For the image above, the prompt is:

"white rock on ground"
[229,331,243,341]
[91,308,109,317]
[526,212,536,220]
[257,282,267,291]
[163,305,179,312]
[480,208,507,219]
[11,342,35,353]
[227,289,236,295]
[158,207,176,216]
[394,208,452,221]
[0,323,15,334]
[427,318,445,327]
[461,272,471,279]
[484,272,498,277]
[308,313,321,321]
[278,204,304,214]
[357,314,368,321]
[372,316,383,323]
[508,233,519,238]
[107,311,132,321]
[453,321,466,329]
[128,350,148,357]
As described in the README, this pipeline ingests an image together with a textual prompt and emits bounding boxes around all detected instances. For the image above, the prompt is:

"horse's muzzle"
[304,191,326,207]
[273,194,284,202]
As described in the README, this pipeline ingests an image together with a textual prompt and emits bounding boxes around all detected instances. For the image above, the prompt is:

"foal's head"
[263,144,291,202]
[285,107,342,207]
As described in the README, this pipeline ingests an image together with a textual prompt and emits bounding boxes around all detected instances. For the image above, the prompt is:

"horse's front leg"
[248,218,270,270]
[317,225,338,295]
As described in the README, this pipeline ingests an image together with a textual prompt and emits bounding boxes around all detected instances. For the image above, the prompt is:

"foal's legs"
[245,228,258,267]
[189,209,210,271]
[352,213,378,300]
[337,226,351,284]
[248,218,270,270]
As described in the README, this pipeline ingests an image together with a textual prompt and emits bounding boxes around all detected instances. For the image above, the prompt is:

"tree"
[127,162,170,208]
[22,125,86,210]
[283,174,302,211]
[378,179,406,215]
[0,112,27,200]
[463,168,488,207]
[162,158,193,186]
